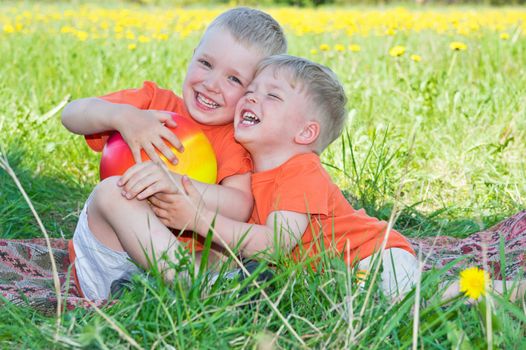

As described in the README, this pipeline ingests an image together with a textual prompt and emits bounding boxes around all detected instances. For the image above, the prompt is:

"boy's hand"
[118,161,181,200]
[148,176,204,231]
[117,110,184,165]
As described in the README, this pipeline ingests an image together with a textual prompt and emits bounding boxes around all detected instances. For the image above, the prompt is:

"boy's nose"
[203,75,220,93]
[247,95,257,104]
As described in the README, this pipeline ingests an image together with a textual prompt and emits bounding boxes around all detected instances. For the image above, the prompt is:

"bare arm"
[149,176,309,257]
[61,97,182,164]
[62,97,134,134]
[182,172,253,221]
[119,161,253,221]
[194,208,308,257]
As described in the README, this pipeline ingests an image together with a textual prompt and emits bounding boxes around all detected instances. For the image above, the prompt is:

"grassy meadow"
[1,2,526,348]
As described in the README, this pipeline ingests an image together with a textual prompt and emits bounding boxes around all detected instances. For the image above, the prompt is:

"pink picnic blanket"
[1,211,525,314]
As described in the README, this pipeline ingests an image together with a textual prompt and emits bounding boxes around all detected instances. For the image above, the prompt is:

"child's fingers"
[154,111,177,127]
[142,142,163,165]
[125,172,159,199]
[122,165,159,197]
[119,161,152,186]
[181,175,197,196]
[148,196,168,210]
[151,193,177,203]
[151,206,168,220]
[136,183,166,200]
[152,138,178,165]
[161,129,184,153]
[129,145,143,165]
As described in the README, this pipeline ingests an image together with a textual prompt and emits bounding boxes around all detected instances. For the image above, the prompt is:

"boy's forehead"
[199,26,260,55]
[256,66,301,90]
[195,27,265,76]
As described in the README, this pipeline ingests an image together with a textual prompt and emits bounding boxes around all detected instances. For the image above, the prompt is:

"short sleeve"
[98,81,158,109]
[84,82,182,151]
[271,158,329,216]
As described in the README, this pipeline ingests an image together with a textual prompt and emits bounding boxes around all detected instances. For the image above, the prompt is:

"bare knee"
[90,176,128,214]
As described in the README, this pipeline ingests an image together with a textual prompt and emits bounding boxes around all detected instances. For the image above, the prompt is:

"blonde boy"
[61,8,287,300]
[154,55,418,298]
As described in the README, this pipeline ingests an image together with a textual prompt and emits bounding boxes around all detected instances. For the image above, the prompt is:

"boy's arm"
[188,172,253,222]
[148,176,308,256]
[61,97,182,164]
[119,161,253,221]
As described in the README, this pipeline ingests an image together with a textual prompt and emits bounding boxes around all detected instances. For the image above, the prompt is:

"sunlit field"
[1,3,525,348]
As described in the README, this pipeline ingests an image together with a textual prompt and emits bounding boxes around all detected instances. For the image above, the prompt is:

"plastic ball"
[100,111,217,184]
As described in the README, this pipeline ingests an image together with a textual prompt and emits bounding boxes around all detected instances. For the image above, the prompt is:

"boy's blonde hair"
[256,55,347,153]
[204,7,287,56]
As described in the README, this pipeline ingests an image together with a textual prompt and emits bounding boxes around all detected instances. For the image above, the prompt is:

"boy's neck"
[249,145,314,172]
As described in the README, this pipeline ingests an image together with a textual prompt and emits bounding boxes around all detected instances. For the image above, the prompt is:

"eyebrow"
[266,83,287,92]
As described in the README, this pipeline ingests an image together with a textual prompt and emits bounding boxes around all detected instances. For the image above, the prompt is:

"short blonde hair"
[256,55,347,153]
[204,7,287,56]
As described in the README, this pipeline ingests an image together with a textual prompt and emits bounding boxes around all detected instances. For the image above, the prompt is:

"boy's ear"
[295,121,320,145]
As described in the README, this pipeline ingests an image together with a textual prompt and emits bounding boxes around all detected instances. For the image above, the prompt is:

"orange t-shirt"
[249,153,415,265]
[84,81,252,251]
[85,81,252,184]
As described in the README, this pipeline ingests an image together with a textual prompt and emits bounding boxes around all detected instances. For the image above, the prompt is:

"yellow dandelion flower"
[310,49,318,55]
[319,43,330,52]
[385,28,396,36]
[459,267,489,300]
[500,32,509,40]
[334,44,345,52]
[60,26,74,34]
[449,41,467,51]
[355,270,368,285]
[3,24,15,33]
[389,45,405,57]
[138,35,151,43]
[128,43,137,50]
[410,54,422,62]
[349,44,361,52]
[156,33,168,41]
[76,31,88,41]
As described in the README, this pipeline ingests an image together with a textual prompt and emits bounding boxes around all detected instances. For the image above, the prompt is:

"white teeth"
[197,93,219,108]
[241,110,260,125]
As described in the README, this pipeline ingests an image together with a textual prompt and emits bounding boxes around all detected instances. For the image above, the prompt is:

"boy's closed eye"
[267,93,283,101]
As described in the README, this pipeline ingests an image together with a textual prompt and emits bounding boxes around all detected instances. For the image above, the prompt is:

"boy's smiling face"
[234,67,312,154]
[183,28,264,126]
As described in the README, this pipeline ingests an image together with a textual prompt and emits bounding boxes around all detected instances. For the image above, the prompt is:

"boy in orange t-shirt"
[61,8,287,300]
[158,55,418,298]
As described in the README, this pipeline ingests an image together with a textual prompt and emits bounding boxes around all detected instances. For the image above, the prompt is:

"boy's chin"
[233,132,253,146]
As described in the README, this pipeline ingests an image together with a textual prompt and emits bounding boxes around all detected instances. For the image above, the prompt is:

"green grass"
[1,2,525,348]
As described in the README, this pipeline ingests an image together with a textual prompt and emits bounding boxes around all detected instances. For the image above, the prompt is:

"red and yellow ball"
[100,112,217,183]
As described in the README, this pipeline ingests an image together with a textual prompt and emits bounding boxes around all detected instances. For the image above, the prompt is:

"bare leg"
[87,176,190,281]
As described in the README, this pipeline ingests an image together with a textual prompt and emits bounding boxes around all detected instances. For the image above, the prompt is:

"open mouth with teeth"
[240,109,260,125]
[195,92,220,109]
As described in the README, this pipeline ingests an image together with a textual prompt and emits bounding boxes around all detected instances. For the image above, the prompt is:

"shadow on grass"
[0,149,91,239]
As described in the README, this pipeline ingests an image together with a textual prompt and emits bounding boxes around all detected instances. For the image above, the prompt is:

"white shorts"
[358,248,418,297]
[72,195,141,300]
